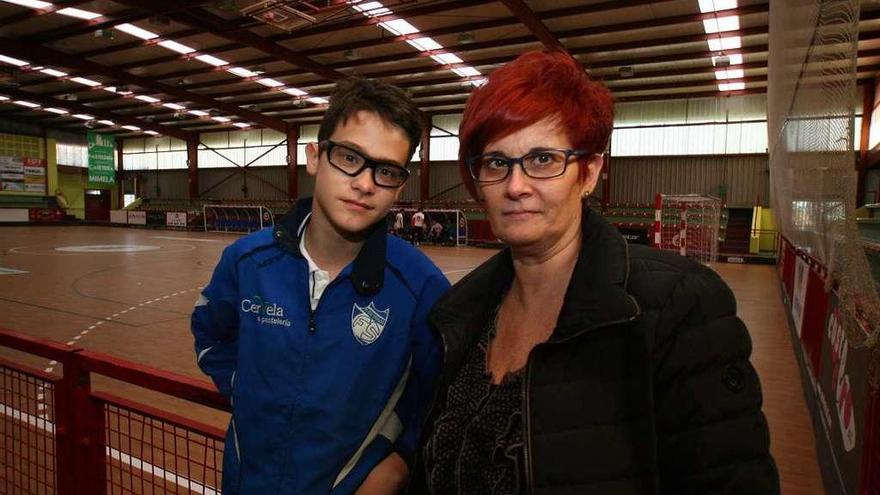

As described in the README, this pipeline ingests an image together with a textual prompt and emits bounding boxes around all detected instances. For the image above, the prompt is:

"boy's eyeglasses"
[320,140,410,188]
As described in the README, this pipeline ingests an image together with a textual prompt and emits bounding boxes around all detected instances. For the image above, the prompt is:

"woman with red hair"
[409,51,778,494]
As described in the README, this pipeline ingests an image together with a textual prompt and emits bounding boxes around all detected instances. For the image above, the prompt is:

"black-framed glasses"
[320,140,410,188]
[467,148,590,184]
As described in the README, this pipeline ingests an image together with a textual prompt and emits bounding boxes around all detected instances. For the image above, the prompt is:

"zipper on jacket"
[305,277,343,334]
[521,306,640,495]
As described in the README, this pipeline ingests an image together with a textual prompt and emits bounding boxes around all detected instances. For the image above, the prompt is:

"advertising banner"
[1,156,46,194]
[127,211,146,225]
[791,256,809,337]
[166,212,187,228]
[87,132,116,185]
[814,290,874,495]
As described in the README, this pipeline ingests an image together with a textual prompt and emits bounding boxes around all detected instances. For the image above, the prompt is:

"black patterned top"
[424,313,525,495]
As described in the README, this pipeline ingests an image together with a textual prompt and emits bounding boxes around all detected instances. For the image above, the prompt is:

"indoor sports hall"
[0,1,877,494]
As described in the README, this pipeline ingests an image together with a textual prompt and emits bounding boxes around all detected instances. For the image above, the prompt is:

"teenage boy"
[191,78,449,495]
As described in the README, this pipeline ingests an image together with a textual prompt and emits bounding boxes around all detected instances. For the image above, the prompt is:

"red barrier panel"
[778,237,880,495]
[0,327,228,495]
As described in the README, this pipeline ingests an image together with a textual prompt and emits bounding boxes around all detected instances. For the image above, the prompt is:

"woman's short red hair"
[458,50,614,199]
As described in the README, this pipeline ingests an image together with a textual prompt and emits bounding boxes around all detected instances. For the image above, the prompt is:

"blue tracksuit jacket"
[191,199,449,494]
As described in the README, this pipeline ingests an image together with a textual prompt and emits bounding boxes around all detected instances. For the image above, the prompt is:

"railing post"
[55,351,106,495]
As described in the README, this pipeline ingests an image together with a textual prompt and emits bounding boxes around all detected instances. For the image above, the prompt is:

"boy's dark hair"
[317,78,424,160]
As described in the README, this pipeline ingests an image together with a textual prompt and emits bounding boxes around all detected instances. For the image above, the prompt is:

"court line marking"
[35,285,207,418]
[0,405,220,495]
[0,267,29,275]
[152,236,221,243]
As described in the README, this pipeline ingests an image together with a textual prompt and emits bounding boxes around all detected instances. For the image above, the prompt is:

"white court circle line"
[55,245,161,253]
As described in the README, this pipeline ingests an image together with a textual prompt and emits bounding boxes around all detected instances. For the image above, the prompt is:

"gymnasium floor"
[0,226,824,493]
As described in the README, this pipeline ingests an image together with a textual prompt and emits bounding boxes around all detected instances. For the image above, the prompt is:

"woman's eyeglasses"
[467,148,590,184]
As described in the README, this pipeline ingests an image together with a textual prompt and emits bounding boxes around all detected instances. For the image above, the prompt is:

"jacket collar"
[272,197,386,297]
[429,205,639,378]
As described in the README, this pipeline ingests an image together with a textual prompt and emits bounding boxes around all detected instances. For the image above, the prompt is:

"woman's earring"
[582,189,592,198]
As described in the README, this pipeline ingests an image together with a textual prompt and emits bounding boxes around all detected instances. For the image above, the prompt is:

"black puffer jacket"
[409,207,779,495]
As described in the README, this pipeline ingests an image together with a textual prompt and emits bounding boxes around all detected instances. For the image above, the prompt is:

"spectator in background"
[429,220,444,244]
[411,209,426,246]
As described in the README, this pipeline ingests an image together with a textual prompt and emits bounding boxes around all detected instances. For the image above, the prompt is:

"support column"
[420,115,430,204]
[187,136,199,200]
[857,79,875,206]
[287,124,299,200]
[116,138,124,208]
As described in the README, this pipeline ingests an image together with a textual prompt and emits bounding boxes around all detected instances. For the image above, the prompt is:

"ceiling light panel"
[707,36,742,51]
[57,7,101,20]
[0,54,29,67]
[703,16,740,34]
[44,107,68,114]
[70,77,101,87]
[13,100,39,108]
[72,114,94,120]
[116,23,158,40]
[98,120,114,126]
[40,68,67,77]
[196,54,229,67]
[122,125,141,131]
[699,0,737,13]
[158,40,196,54]
[135,95,161,103]
[2,0,51,8]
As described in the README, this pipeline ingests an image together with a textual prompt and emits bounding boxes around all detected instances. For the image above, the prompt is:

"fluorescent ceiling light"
[703,16,739,34]
[699,0,737,13]
[431,53,463,65]
[352,1,390,16]
[122,125,141,131]
[452,66,481,77]
[379,19,419,36]
[57,7,101,20]
[712,53,743,66]
[159,40,196,55]
[144,130,159,136]
[116,23,158,40]
[256,78,284,88]
[135,95,160,103]
[0,54,29,67]
[13,100,39,108]
[707,36,742,51]
[72,114,94,120]
[0,95,8,101]
[98,120,114,126]
[188,110,209,117]
[196,54,229,67]
[284,88,307,97]
[2,0,51,8]
[233,122,251,128]
[44,107,68,114]
[715,68,744,80]
[212,116,231,122]
[228,67,258,78]
[40,68,67,77]
[163,103,186,110]
[70,77,101,87]
[470,78,488,87]
[407,37,442,52]
[307,97,328,105]
[718,82,745,91]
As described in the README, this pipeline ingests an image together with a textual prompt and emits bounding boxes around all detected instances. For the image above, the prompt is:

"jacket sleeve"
[392,272,450,468]
[191,245,240,397]
[653,264,779,495]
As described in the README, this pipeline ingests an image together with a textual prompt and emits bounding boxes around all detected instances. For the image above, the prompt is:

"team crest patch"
[351,302,390,345]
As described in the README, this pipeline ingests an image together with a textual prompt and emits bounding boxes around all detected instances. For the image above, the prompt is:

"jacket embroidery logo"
[351,302,390,345]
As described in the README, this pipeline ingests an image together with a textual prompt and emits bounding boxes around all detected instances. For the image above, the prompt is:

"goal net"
[653,194,721,264]
[203,204,274,233]
[391,208,468,246]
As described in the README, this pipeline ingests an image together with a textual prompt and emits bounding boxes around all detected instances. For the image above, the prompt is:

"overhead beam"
[111,0,346,81]
[62,0,658,84]
[499,0,568,53]
[0,85,191,139]
[0,37,290,132]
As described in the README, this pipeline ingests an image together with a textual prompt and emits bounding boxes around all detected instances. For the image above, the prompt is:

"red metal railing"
[0,328,229,495]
